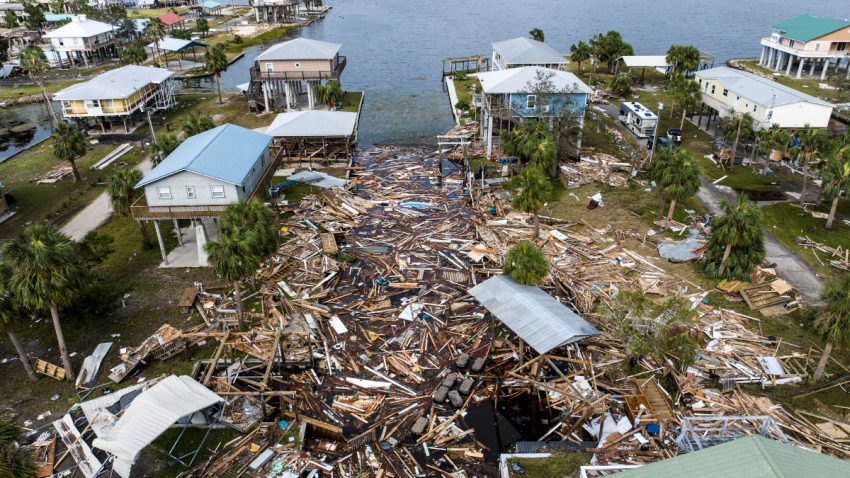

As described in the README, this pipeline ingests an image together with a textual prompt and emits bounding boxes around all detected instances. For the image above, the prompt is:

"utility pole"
[647,102,664,164]
[141,104,157,145]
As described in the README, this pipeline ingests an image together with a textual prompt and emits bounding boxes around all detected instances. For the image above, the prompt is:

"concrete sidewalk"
[696,177,824,302]
[61,158,153,241]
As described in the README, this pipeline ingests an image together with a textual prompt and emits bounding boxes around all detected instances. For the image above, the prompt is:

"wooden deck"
[130,194,229,220]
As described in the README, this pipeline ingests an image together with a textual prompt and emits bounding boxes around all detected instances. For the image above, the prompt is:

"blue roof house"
[133,124,276,266]
[474,66,593,158]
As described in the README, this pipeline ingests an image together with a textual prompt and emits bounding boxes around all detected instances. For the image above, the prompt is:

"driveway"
[597,102,824,302]
[696,177,824,303]
[61,158,153,241]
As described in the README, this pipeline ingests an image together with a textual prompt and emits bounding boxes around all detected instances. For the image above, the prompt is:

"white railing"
[760,38,845,58]
[87,107,103,115]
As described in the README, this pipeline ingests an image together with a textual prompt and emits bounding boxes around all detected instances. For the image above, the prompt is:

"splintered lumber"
[34,359,65,381]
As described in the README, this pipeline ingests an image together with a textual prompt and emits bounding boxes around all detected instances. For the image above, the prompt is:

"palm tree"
[52,122,86,182]
[313,79,344,109]
[527,137,557,177]
[503,241,549,286]
[105,167,150,243]
[660,149,701,228]
[155,133,182,162]
[528,28,544,42]
[813,139,840,208]
[205,46,228,104]
[707,194,764,278]
[0,265,37,382]
[0,408,36,478]
[2,224,86,382]
[610,73,632,96]
[666,44,701,75]
[510,167,552,238]
[729,111,754,169]
[665,71,685,118]
[196,17,210,38]
[599,30,634,74]
[588,33,604,85]
[676,79,701,129]
[807,274,850,381]
[501,119,551,166]
[4,10,18,29]
[204,223,261,329]
[221,198,279,287]
[144,18,166,63]
[121,42,147,65]
[183,110,215,137]
[17,45,59,127]
[762,124,790,176]
[171,28,192,40]
[646,145,675,220]
[569,41,590,74]
[797,124,828,206]
[823,157,850,230]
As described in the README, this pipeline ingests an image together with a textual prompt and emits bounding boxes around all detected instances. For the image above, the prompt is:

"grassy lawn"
[223,27,295,54]
[452,76,481,106]
[507,451,590,478]
[761,200,850,278]
[340,91,362,112]
[127,7,190,19]
[0,79,89,99]
[0,139,150,238]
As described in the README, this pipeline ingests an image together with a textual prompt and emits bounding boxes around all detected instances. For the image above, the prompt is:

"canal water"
[2,0,847,157]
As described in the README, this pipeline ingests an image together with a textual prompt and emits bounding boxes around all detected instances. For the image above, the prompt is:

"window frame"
[526,94,536,110]
[157,186,172,200]
[265,62,274,73]
[711,85,715,94]
[186,186,196,199]
[210,185,226,198]
[722,88,728,97]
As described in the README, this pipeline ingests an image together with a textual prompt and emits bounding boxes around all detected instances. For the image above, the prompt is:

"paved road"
[61,158,153,241]
[596,101,825,302]
[695,178,824,303]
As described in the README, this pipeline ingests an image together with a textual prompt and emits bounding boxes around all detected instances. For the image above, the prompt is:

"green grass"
[223,27,295,54]
[148,427,242,478]
[0,79,89,99]
[340,91,363,112]
[0,141,150,238]
[761,201,850,278]
[452,76,480,107]
[507,451,591,478]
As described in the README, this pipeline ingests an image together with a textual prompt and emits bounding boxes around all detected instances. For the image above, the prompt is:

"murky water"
[3,0,847,155]
[0,102,62,162]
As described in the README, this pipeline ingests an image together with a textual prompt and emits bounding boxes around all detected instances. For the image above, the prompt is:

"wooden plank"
[34,359,66,381]
[320,233,338,255]
[203,330,230,386]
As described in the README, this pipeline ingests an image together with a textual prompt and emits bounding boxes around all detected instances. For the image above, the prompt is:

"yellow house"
[53,65,175,132]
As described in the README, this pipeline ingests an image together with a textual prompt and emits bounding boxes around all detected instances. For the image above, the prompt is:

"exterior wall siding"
[260,59,332,73]
[144,170,239,207]
[505,92,588,117]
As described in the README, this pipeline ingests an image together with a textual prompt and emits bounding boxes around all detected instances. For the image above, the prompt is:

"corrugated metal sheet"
[148,38,209,53]
[136,123,273,188]
[478,66,593,95]
[491,37,567,66]
[266,110,357,137]
[44,17,113,38]
[468,275,600,354]
[256,38,341,61]
[53,65,173,101]
[621,56,671,68]
[698,66,832,107]
[617,435,850,477]
[92,376,223,478]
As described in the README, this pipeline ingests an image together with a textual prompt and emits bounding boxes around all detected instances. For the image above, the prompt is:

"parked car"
[666,127,682,145]
[646,135,677,151]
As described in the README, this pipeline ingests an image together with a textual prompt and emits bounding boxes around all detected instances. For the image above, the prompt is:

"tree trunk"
[800,152,810,206]
[50,305,75,382]
[665,198,677,229]
[250,274,257,290]
[5,325,37,382]
[38,73,59,128]
[812,341,833,382]
[216,74,223,104]
[680,108,687,131]
[761,141,770,176]
[69,158,82,181]
[730,120,742,170]
[533,210,540,239]
[137,219,150,243]
[717,243,733,277]
[815,183,825,209]
[234,279,244,329]
[826,196,839,230]
[657,191,667,220]
[669,98,676,119]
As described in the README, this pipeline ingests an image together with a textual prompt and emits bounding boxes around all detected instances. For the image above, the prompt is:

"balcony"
[760,38,845,58]
[251,56,346,82]
[131,195,228,221]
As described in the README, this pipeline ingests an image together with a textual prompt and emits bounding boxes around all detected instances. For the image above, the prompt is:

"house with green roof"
[609,435,850,478]
[759,14,850,80]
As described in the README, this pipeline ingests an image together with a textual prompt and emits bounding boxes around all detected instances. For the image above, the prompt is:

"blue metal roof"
[202,1,222,8]
[45,14,74,22]
[136,124,272,188]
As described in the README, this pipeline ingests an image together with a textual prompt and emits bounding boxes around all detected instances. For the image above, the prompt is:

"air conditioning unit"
[541,105,551,113]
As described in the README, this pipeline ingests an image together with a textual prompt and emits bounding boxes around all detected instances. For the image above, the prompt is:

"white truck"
[618,102,657,138]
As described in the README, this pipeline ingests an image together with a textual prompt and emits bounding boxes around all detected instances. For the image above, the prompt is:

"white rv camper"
[618,102,657,138]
